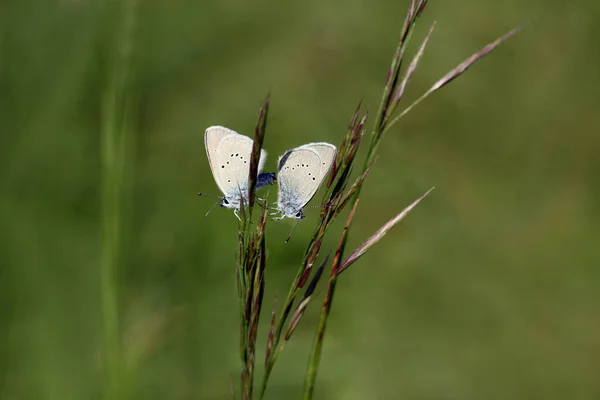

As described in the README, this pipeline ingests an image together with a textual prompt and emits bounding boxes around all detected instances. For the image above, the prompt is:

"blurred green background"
[2,0,600,399]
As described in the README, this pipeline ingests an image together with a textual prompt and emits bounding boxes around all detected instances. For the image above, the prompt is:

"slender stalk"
[239,98,271,400]
[302,200,359,399]
[302,278,336,400]
[257,272,299,399]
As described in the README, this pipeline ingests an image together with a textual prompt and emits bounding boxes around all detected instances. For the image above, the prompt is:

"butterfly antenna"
[285,219,302,243]
[197,192,221,198]
[305,204,331,215]
[204,199,221,217]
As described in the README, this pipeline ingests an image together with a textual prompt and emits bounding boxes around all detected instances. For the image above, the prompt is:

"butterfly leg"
[234,209,241,221]
[270,211,284,221]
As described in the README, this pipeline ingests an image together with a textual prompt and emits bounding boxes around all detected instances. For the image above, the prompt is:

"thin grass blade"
[248,95,270,214]
[302,199,359,400]
[429,27,520,93]
[284,254,329,341]
[391,21,437,107]
[264,298,277,367]
[336,187,434,276]
[242,204,268,400]
[343,114,367,167]
[385,27,521,133]
[375,0,430,137]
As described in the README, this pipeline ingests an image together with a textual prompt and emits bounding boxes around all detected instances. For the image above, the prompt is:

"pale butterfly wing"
[277,142,336,217]
[204,126,267,205]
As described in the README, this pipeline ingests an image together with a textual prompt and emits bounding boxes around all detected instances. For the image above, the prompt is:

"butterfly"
[203,126,276,219]
[272,142,336,220]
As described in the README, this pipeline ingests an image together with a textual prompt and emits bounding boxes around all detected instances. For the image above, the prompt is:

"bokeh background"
[2,0,600,399]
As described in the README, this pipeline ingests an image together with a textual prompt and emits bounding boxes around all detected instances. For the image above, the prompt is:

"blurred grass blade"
[230,378,236,400]
[100,0,138,397]
[336,187,434,276]
[385,27,521,134]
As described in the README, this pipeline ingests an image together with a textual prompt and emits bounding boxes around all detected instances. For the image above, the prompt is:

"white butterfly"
[204,126,275,219]
[272,142,337,220]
